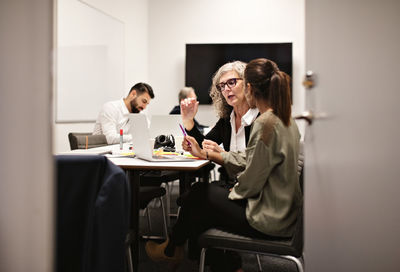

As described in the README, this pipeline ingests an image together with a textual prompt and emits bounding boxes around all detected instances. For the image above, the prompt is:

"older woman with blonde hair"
[181,61,259,186]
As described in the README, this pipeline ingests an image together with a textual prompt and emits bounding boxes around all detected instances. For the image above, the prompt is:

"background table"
[107,156,210,272]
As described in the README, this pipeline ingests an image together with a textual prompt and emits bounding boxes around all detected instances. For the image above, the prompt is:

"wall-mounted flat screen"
[185,43,292,104]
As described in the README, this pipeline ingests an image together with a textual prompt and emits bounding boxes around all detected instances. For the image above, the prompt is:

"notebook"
[128,113,195,162]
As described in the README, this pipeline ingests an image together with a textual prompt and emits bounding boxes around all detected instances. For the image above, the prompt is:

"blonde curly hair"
[209,61,247,118]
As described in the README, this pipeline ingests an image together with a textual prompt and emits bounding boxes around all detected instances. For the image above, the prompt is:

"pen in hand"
[179,124,191,147]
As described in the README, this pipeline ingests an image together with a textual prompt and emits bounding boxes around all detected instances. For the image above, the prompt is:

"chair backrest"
[68,132,108,150]
[56,155,129,272]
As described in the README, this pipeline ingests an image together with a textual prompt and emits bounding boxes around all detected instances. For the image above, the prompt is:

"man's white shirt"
[93,98,132,144]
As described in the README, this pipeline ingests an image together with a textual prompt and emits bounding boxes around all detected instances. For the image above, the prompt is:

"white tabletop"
[57,144,117,155]
[106,155,209,171]
[58,144,210,171]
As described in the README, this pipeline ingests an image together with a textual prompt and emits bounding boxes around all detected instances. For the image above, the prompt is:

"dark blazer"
[170,105,207,133]
[56,155,129,272]
[187,117,253,183]
[187,117,252,151]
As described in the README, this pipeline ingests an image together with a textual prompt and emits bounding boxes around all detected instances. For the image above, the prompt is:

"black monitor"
[185,43,292,104]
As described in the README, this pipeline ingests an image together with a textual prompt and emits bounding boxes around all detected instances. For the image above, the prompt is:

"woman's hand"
[182,135,206,159]
[202,139,224,153]
[180,97,199,130]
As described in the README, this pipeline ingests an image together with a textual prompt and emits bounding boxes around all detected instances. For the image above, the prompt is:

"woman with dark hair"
[146,59,302,272]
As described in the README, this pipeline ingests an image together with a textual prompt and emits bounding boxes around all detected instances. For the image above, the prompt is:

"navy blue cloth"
[186,117,252,153]
[56,155,129,272]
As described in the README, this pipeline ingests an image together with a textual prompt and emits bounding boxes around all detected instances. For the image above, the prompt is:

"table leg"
[178,171,191,196]
[202,164,210,183]
[127,170,140,272]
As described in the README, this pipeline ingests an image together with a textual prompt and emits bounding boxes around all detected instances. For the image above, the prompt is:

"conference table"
[62,145,211,272]
[107,156,210,272]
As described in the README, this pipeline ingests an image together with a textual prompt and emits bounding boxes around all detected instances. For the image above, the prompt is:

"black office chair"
[139,184,168,239]
[56,155,130,272]
[198,208,304,272]
[140,170,180,220]
[68,132,108,150]
[198,147,305,272]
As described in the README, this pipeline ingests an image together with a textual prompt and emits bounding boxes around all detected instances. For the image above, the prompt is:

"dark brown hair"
[245,58,292,126]
[129,82,155,99]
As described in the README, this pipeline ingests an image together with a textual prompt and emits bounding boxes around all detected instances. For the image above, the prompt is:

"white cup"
[174,135,184,152]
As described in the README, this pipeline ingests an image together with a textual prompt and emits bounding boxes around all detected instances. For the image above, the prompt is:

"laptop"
[128,113,195,162]
[149,114,183,139]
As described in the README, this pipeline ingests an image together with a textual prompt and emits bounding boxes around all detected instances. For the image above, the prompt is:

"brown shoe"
[145,239,184,265]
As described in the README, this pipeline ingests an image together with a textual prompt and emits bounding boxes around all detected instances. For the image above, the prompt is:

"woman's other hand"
[202,139,224,153]
[180,97,198,130]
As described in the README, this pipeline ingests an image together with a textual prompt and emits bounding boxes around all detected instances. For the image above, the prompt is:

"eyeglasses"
[216,78,243,92]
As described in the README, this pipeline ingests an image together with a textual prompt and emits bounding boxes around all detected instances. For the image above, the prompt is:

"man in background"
[93,82,155,144]
[170,87,206,133]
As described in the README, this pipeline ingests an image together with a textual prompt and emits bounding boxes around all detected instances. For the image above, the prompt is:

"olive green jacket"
[221,111,302,237]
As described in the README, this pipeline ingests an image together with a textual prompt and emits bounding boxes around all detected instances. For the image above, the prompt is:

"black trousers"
[171,181,266,247]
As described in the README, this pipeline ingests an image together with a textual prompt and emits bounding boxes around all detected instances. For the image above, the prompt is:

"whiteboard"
[56,0,124,122]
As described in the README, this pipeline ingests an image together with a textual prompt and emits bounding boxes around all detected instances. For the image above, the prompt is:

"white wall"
[147,0,305,125]
[53,0,149,153]
[54,0,305,152]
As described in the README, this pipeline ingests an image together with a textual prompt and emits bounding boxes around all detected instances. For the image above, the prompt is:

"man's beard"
[130,99,140,113]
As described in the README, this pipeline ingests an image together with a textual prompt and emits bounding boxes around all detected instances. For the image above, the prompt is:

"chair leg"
[211,167,216,181]
[256,254,262,271]
[159,196,169,239]
[126,244,134,272]
[199,248,207,272]
[145,208,152,233]
[168,180,175,195]
[164,182,171,226]
[141,198,168,240]
[283,256,304,272]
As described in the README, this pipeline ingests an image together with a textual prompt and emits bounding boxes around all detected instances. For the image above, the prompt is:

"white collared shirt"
[93,98,132,144]
[229,108,259,152]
